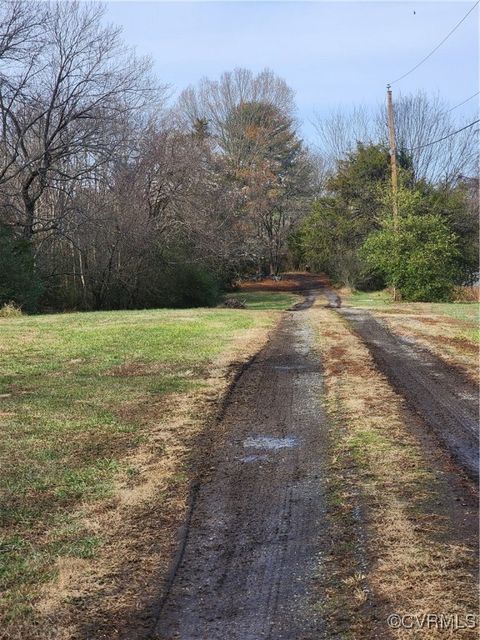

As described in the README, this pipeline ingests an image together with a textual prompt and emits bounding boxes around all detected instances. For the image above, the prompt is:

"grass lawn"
[346,290,392,308]
[0,305,279,634]
[224,290,299,310]
[345,289,479,381]
[347,289,479,326]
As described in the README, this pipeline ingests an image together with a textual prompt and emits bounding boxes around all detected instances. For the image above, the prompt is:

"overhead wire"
[406,118,480,151]
[389,1,479,85]
[446,91,479,113]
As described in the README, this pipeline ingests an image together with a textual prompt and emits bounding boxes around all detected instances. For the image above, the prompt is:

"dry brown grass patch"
[106,361,171,377]
[309,300,478,639]
[374,312,479,383]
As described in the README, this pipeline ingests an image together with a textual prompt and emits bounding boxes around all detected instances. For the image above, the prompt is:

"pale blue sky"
[104,1,479,142]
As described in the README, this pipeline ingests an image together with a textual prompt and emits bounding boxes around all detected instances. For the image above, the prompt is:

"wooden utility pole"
[386,85,399,300]
[386,84,398,225]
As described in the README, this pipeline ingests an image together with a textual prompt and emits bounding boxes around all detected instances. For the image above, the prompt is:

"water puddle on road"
[239,454,271,463]
[273,365,308,371]
[243,435,299,451]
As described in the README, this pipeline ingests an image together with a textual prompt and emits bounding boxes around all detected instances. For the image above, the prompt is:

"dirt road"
[153,297,329,640]
[339,307,479,480]
[151,278,478,639]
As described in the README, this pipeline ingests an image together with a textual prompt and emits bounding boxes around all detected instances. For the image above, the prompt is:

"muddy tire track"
[339,307,479,481]
[153,299,329,640]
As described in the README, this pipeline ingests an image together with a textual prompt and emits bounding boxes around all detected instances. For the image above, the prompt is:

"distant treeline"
[0,2,477,312]
[298,144,478,301]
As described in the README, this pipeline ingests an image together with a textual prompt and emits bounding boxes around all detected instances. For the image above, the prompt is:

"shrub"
[0,302,23,318]
[130,247,224,309]
[164,263,222,308]
[0,226,43,312]
[453,286,479,302]
[362,213,461,302]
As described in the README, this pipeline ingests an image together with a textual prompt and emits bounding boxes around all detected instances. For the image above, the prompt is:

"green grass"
[225,290,299,310]
[348,289,479,325]
[347,429,393,468]
[455,327,480,344]
[428,302,479,324]
[347,290,392,308]
[0,306,275,621]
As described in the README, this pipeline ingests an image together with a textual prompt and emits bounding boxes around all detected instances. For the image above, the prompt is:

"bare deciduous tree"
[312,105,373,168]
[0,1,161,239]
[378,92,479,185]
[313,91,479,184]
[0,0,42,62]
[179,68,296,153]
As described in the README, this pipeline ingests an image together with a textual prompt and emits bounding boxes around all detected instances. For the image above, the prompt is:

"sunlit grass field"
[225,290,299,310]
[347,289,479,339]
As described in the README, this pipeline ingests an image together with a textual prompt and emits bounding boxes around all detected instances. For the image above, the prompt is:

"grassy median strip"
[347,290,479,321]
[310,303,478,639]
[0,305,283,637]
[344,291,479,383]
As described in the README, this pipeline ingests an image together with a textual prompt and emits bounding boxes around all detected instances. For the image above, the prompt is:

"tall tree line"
[1,1,477,310]
[299,86,479,300]
[0,2,313,311]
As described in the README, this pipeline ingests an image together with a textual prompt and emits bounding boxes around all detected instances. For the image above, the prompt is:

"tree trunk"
[22,198,36,240]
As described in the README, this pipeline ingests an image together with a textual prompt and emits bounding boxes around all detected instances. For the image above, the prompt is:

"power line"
[446,91,479,113]
[389,1,479,85]
[407,118,480,151]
